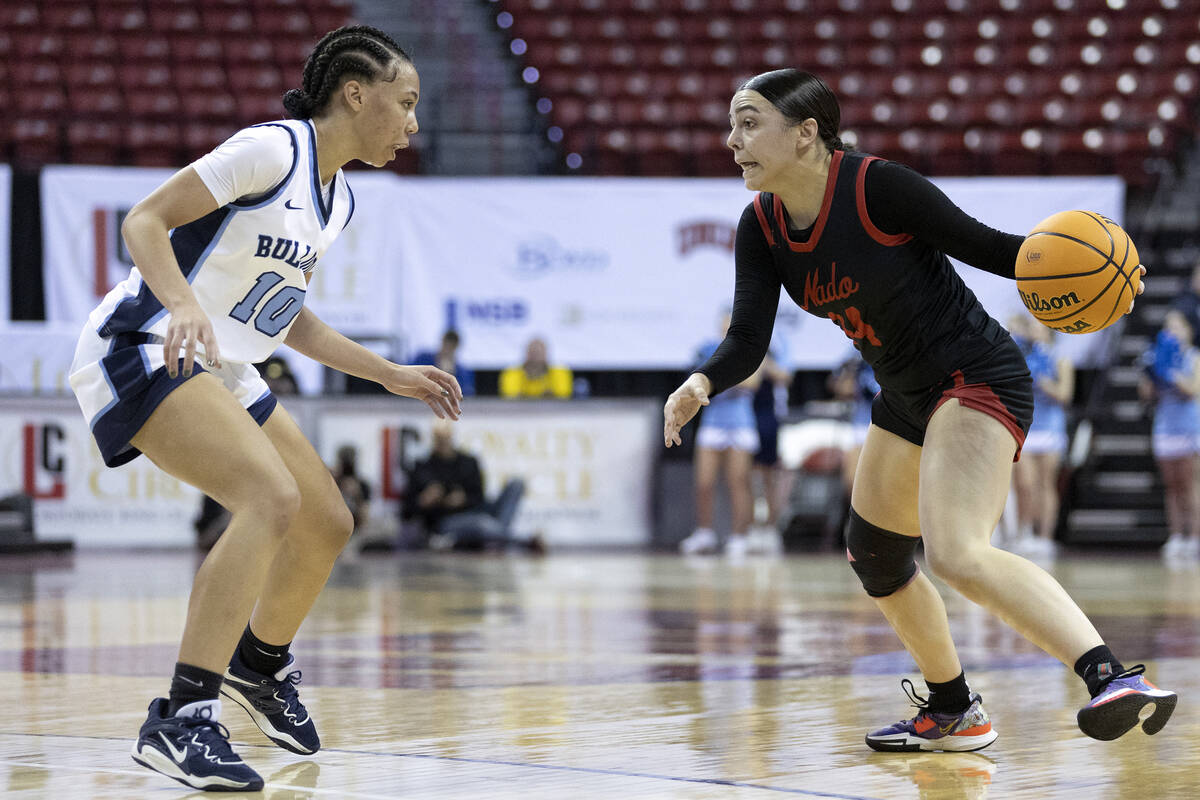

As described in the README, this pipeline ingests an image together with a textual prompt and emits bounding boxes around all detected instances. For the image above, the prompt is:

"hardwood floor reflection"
[2,550,1198,798]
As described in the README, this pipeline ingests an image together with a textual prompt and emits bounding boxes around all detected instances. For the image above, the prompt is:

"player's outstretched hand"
[1126,264,1148,315]
[664,375,711,447]
[384,365,463,419]
[164,300,220,378]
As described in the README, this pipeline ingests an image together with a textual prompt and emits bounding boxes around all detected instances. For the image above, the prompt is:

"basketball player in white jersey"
[68,26,460,792]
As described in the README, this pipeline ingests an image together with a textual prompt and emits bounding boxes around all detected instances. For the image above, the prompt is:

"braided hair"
[739,69,849,153]
[282,25,412,120]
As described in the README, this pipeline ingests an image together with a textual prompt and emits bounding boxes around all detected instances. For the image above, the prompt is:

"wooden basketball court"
[2,549,1198,798]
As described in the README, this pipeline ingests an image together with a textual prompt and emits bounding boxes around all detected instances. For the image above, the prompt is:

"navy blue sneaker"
[130,698,263,792]
[222,651,320,754]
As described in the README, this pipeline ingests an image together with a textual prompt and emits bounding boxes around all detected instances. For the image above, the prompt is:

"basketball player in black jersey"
[664,69,1174,751]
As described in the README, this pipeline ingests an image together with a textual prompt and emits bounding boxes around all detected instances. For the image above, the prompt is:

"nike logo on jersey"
[284,200,303,210]
[254,234,318,272]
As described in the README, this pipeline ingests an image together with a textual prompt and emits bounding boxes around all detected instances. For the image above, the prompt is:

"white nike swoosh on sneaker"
[159,732,189,764]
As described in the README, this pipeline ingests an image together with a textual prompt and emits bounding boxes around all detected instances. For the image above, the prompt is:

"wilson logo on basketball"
[1019,289,1082,313]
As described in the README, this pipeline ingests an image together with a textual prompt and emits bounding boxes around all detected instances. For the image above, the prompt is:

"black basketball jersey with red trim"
[753,150,1009,393]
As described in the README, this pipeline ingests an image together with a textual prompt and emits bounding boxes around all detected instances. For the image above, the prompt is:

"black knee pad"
[845,508,920,597]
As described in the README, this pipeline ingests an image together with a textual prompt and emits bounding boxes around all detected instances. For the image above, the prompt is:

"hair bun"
[281,88,313,119]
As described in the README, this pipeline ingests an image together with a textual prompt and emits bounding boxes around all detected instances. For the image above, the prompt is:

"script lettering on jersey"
[800,261,860,311]
[255,235,317,272]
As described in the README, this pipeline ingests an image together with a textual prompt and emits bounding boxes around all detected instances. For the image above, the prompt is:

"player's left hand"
[1126,264,1147,315]
[383,365,463,419]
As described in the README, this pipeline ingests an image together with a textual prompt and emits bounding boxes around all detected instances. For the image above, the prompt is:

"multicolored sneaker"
[222,651,320,754]
[130,698,263,792]
[1077,664,1177,741]
[865,679,998,752]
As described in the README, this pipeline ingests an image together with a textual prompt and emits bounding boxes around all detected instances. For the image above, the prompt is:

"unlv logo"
[24,423,66,499]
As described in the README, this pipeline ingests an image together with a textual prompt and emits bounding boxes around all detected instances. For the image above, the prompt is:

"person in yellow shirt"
[500,337,573,399]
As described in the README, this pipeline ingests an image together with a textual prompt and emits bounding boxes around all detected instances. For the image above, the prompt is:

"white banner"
[0,402,202,546]
[395,177,749,369]
[40,167,1126,369]
[396,176,1125,369]
[40,165,399,337]
[0,164,10,322]
[0,397,656,548]
[315,400,657,547]
[41,165,173,325]
[0,322,81,395]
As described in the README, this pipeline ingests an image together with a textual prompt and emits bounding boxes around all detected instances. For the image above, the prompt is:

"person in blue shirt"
[1140,309,1200,560]
[1010,315,1073,559]
[679,313,761,558]
[412,329,475,396]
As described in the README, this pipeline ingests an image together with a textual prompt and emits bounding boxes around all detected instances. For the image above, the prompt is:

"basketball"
[1015,210,1140,334]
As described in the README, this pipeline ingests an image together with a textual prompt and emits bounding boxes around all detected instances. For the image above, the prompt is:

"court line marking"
[317,747,886,800]
[0,757,399,800]
[0,733,885,800]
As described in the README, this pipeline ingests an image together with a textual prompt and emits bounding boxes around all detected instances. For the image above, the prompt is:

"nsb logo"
[24,423,66,499]
[444,298,529,328]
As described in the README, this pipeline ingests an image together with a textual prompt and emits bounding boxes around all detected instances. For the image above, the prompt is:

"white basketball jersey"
[88,120,355,364]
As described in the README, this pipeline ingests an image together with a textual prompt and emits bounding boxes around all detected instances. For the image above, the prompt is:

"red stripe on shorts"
[934,370,1027,461]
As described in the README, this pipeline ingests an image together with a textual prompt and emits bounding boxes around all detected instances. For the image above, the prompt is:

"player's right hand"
[164,301,220,378]
[663,379,710,447]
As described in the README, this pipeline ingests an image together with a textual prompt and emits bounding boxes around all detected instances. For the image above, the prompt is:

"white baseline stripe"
[0,757,400,800]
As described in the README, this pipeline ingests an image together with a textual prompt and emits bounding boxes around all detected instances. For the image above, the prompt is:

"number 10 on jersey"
[229,271,306,336]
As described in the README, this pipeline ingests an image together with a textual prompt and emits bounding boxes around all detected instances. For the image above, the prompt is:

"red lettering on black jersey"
[828,305,883,347]
[800,261,860,311]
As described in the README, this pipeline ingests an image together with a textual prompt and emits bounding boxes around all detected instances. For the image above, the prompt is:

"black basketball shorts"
[870,339,1034,461]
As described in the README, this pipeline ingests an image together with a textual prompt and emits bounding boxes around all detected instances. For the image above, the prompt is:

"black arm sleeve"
[695,205,782,396]
[864,160,1024,279]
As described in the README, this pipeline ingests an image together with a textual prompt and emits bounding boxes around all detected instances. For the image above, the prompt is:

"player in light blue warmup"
[679,313,761,558]
[1011,315,1072,559]
[1141,309,1200,561]
[69,26,462,792]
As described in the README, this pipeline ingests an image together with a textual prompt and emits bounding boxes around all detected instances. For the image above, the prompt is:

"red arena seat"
[67,121,122,165]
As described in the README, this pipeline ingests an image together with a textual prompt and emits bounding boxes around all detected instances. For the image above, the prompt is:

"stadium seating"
[5,0,1196,182]
[501,0,1200,180]
[2,0,353,167]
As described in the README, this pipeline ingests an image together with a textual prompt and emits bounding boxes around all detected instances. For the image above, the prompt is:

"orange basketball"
[1015,210,1141,334]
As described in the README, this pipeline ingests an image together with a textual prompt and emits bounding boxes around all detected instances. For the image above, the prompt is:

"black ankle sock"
[1075,645,1124,697]
[238,625,291,676]
[167,662,225,716]
[925,672,972,714]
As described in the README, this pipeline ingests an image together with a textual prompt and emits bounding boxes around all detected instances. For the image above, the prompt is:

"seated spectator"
[257,355,300,395]
[499,337,573,399]
[194,495,230,551]
[412,329,475,396]
[403,420,541,552]
[331,444,371,533]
